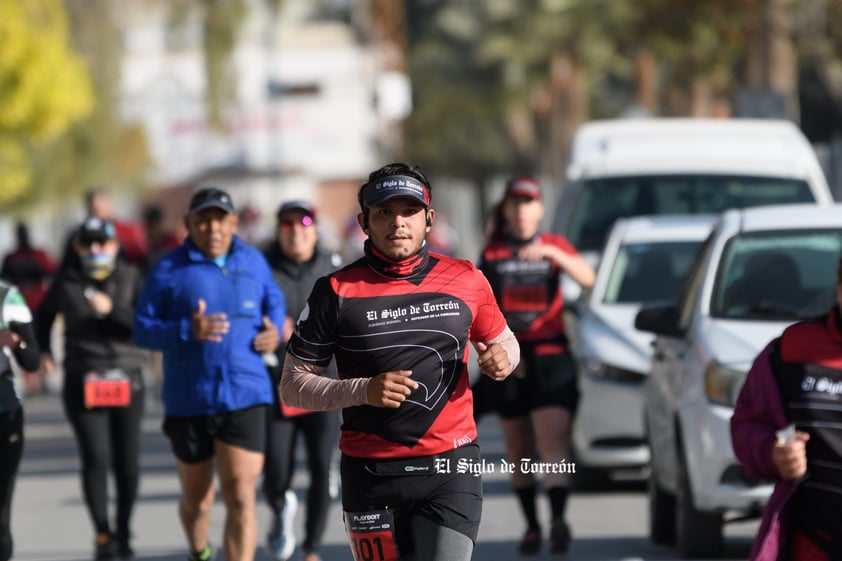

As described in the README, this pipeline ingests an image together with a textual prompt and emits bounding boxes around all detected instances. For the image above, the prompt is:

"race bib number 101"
[343,509,399,561]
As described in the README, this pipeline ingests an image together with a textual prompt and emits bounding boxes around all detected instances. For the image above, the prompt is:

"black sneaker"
[549,519,571,554]
[188,544,213,561]
[518,527,542,556]
[94,533,116,561]
[115,535,134,559]
[114,532,134,560]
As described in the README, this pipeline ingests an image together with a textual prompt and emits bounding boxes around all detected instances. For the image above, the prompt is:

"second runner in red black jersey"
[480,232,577,343]
[287,246,509,459]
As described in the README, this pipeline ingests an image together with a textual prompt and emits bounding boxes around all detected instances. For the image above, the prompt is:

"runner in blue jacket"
[133,187,285,561]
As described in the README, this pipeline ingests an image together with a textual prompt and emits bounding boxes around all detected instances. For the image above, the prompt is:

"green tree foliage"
[201,0,247,128]
[0,0,94,205]
[405,2,513,191]
[405,0,809,188]
[22,0,152,211]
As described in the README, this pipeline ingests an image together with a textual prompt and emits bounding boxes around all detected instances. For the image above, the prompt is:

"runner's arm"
[280,354,370,410]
[477,325,520,379]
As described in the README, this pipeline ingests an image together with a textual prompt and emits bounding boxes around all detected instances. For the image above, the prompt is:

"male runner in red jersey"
[280,163,519,561]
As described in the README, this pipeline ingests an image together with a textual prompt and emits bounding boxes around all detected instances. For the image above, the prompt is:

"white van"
[552,118,834,271]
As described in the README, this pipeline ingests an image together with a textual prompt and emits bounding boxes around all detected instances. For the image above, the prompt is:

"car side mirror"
[634,304,685,337]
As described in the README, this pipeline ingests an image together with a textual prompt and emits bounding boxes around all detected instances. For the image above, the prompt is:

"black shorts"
[341,444,483,557]
[495,349,579,419]
[162,405,268,464]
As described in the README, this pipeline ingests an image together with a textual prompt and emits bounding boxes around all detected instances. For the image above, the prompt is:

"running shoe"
[549,519,571,554]
[116,541,134,560]
[94,533,116,561]
[187,544,213,561]
[114,532,134,559]
[518,527,542,556]
[266,490,298,561]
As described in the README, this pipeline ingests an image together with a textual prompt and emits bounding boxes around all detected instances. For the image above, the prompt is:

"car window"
[566,175,814,252]
[711,230,842,320]
[603,241,703,305]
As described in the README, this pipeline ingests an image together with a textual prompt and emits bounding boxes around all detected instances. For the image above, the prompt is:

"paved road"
[11,391,758,561]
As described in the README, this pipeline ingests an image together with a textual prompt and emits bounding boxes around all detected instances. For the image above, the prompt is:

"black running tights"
[0,408,23,561]
[63,383,145,538]
[263,409,340,552]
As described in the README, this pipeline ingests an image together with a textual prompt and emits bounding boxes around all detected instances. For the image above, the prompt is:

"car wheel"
[676,448,723,559]
[648,472,676,545]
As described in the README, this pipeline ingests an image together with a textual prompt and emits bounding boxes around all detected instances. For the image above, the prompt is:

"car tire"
[676,448,723,559]
[648,473,676,545]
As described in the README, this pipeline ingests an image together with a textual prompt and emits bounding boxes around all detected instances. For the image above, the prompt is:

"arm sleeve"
[34,277,60,354]
[730,341,784,480]
[132,265,188,350]
[10,321,39,371]
[260,258,286,329]
[3,286,39,371]
[486,325,520,375]
[280,353,369,410]
[107,265,141,331]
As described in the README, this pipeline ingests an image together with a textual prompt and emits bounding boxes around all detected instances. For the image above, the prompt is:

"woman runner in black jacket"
[35,218,147,560]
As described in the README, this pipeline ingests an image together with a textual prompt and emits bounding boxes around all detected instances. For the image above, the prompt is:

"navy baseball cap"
[188,187,235,215]
[359,175,431,208]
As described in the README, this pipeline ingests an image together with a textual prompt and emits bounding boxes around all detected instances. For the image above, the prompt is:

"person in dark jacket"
[0,280,40,561]
[731,256,842,561]
[1,222,58,312]
[262,201,342,561]
[133,187,285,561]
[35,217,147,560]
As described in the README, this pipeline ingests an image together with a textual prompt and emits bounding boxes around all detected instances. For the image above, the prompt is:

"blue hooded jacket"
[133,235,285,416]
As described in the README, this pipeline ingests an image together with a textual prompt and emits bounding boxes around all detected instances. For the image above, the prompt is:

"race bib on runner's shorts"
[343,509,399,561]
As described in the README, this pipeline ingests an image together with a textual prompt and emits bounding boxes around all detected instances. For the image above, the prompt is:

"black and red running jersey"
[479,232,576,343]
[775,309,842,548]
[287,250,508,459]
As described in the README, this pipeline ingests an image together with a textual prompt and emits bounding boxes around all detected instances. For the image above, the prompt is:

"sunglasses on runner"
[279,215,314,230]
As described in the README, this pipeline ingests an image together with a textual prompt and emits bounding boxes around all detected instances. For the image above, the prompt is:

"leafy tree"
[0,0,94,206]
[404,0,805,193]
[405,2,513,204]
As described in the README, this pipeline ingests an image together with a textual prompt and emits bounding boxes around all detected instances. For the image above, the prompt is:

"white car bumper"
[573,372,650,469]
[680,399,772,512]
